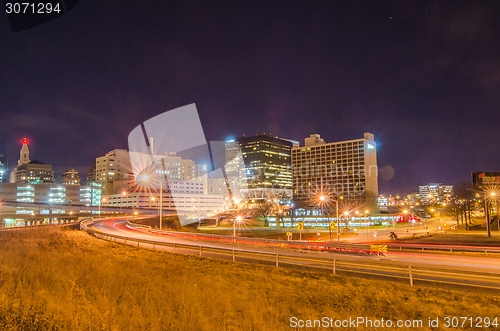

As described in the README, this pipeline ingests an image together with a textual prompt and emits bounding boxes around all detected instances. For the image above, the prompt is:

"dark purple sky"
[1,1,500,194]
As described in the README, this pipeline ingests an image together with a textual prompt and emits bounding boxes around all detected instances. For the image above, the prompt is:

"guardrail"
[1,219,81,231]
[126,220,500,256]
[126,220,377,254]
[386,243,500,255]
[85,226,500,291]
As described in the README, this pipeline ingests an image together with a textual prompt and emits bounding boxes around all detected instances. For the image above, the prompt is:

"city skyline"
[1,1,500,194]
[2,131,455,198]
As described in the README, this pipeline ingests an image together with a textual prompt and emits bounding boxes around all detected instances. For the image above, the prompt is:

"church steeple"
[18,138,30,166]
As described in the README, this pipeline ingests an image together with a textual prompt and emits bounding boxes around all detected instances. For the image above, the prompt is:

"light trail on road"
[91,218,500,274]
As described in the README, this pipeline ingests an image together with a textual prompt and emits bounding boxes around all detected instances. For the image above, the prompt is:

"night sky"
[1,0,500,195]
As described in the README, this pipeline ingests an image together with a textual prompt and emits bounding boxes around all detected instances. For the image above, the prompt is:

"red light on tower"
[22,138,28,144]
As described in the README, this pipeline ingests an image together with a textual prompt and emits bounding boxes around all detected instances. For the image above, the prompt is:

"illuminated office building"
[61,169,81,186]
[13,160,55,184]
[227,133,296,199]
[95,149,134,195]
[0,155,7,183]
[0,182,102,207]
[96,149,209,195]
[418,183,453,205]
[291,133,378,208]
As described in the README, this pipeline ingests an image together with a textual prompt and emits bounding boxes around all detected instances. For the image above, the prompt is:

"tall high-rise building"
[291,133,378,208]
[0,155,7,183]
[228,133,295,199]
[61,169,81,186]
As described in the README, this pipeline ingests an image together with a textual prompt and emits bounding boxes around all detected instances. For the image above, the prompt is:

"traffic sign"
[297,222,304,231]
[379,245,388,256]
[329,221,335,229]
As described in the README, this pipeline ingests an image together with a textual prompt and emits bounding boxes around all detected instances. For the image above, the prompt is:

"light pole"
[412,215,415,235]
[233,215,242,243]
[343,211,349,239]
[319,196,330,241]
[365,210,369,242]
[99,197,106,218]
[334,200,339,241]
[159,186,163,229]
[319,195,339,241]
[403,209,408,234]
[120,191,127,214]
[485,191,497,238]
[132,193,136,218]
[138,174,164,230]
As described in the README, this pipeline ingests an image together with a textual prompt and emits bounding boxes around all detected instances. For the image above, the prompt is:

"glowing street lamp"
[342,211,349,236]
[485,190,498,238]
[99,197,106,217]
[233,215,243,243]
[364,210,370,242]
[137,174,164,230]
[317,194,340,241]
[120,191,127,213]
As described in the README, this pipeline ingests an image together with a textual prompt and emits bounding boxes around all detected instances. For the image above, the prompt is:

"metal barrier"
[126,220,376,254]
[126,220,500,256]
[85,227,500,291]
[387,243,500,255]
[0,219,81,231]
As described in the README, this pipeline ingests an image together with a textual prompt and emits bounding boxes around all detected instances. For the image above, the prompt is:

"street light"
[343,211,349,238]
[404,209,416,235]
[120,191,127,214]
[99,197,106,217]
[319,195,329,241]
[137,174,164,230]
[364,210,369,242]
[485,191,497,238]
[233,215,243,243]
[318,195,339,241]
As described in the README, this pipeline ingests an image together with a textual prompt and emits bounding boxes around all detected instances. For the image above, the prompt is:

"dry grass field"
[0,227,498,330]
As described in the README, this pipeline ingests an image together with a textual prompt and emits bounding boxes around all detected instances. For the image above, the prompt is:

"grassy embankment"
[0,227,498,331]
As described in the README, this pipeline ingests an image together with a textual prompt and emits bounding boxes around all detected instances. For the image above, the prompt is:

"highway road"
[89,218,500,275]
[200,217,474,244]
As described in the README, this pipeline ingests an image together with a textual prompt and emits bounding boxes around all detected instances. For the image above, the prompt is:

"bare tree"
[454,181,475,226]
[446,201,463,226]
[253,200,278,227]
